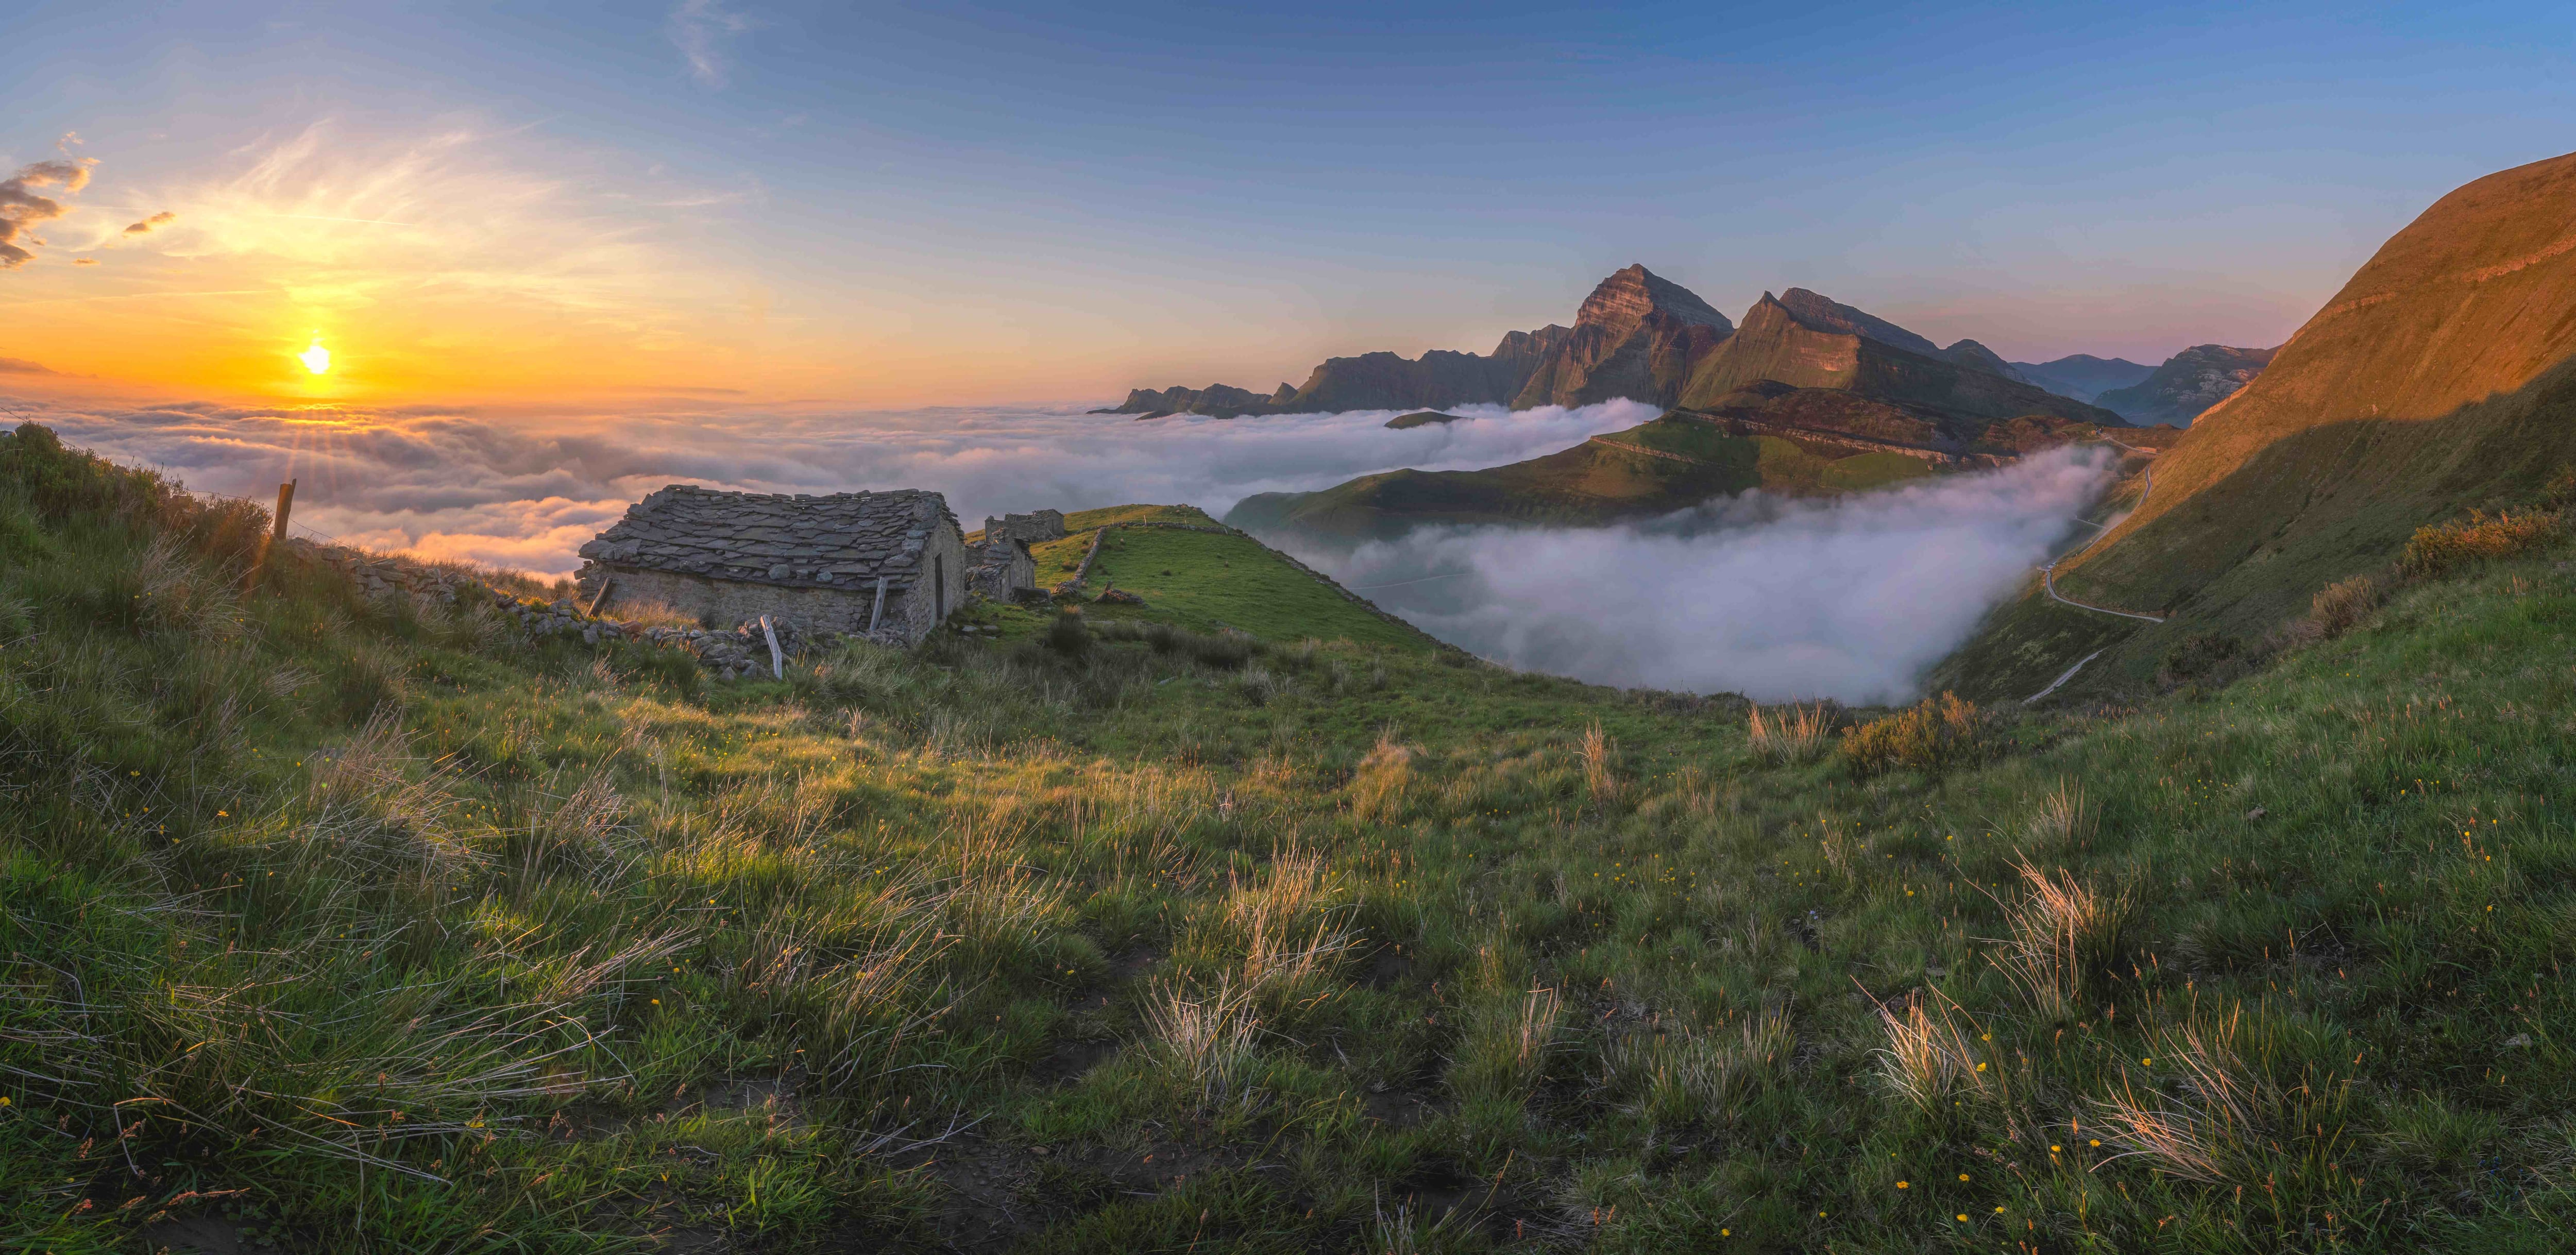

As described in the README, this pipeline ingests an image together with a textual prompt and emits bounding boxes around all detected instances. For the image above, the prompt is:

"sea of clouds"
[11,398,1655,572]
[1285,446,2113,704]
[11,395,2107,702]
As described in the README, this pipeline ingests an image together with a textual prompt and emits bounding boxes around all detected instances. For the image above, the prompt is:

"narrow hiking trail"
[2040,438,2166,624]
[2023,438,2163,702]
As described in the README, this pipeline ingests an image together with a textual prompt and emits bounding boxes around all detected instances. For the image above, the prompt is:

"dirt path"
[2038,439,2166,623]
[1588,436,1709,465]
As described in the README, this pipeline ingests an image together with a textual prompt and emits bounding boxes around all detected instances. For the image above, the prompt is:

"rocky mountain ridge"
[2093,343,2279,425]
[1108,265,2122,429]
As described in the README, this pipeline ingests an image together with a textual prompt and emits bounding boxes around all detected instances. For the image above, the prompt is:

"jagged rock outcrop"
[1109,382,1291,419]
[2010,353,2155,402]
[2093,344,2278,425]
[1104,324,1577,418]
[1508,265,1735,410]
[1675,293,2122,431]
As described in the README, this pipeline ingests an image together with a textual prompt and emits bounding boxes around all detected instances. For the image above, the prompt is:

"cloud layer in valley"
[1297,448,2114,704]
[9,398,1656,573]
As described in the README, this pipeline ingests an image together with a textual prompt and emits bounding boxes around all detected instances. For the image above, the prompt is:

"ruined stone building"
[575,485,978,646]
[966,510,1064,601]
[981,510,1066,546]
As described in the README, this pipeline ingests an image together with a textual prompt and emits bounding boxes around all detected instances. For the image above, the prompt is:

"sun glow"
[298,336,331,375]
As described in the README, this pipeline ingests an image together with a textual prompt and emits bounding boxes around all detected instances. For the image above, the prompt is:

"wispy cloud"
[669,0,757,88]
[121,210,175,235]
[0,141,98,269]
[141,120,721,324]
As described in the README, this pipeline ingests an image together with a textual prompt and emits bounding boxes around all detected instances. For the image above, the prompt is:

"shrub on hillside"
[2158,632,2253,690]
[2307,574,2384,639]
[2399,509,2561,575]
[1043,608,1092,657]
[1092,618,1260,669]
[1840,691,1987,776]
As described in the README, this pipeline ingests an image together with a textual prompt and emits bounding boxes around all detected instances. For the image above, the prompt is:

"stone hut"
[575,485,970,646]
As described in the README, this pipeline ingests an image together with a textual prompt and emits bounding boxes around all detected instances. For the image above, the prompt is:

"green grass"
[1079,525,1433,651]
[10,423,2576,1252]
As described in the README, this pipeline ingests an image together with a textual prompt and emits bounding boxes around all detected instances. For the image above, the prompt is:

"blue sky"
[6,1,2572,402]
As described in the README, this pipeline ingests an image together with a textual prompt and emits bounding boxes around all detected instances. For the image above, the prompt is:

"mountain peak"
[1574,265,1733,335]
[1772,288,1944,358]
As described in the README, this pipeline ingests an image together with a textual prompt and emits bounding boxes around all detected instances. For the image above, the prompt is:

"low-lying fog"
[26,395,2108,702]
[1288,446,2114,704]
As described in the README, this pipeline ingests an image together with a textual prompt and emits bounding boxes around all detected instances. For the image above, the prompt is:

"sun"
[298,335,331,375]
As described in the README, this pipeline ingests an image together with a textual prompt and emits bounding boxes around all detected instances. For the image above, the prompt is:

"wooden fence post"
[244,478,296,591]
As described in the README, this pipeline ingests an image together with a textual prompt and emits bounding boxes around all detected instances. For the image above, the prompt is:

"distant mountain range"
[1111,270,2281,429]
[2009,354,2155,402]
[1108,265,2121,428]
[1213,271,2213,543]
[2092,344,2280,425]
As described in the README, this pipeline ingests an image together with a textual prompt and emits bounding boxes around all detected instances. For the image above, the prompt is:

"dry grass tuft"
[1351,732,1414,821]
[1226,847,1358,999]
[1580,722,1618,803]
[1606,1007,1793,1126]
[2024,779,2095,850]
[1748,702,1833,765]
[279,708,485,884]
[2091,1007,2279,1185]
[1144,978,1261,1105]
[1453,985,1563,1101]
[1988,856,2134,1019]
[1872,995,1997,1113]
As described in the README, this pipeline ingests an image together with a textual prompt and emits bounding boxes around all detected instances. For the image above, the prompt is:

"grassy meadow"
[7,422,2576,1252]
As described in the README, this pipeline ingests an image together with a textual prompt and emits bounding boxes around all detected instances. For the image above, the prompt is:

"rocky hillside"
[1673,292,2122,429]
[2093,343,2278,424]
[2010,352,2155,401]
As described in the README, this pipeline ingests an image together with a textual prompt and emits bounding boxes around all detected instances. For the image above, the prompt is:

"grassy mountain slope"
[1945,150,2576,700]
[12,423,2576,1252]
[1224,410,1936,545]
[1005,504,1434,650]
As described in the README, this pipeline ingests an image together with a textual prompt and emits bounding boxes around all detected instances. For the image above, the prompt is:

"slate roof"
[578,485,960,589]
